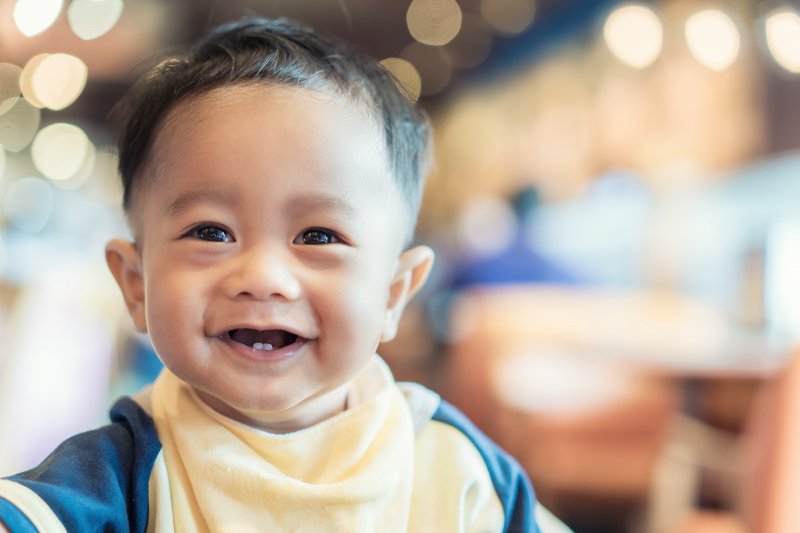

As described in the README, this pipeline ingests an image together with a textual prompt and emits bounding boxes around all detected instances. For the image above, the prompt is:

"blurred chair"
[492,352,677,530]
[742,345,800,532]
[442,285,708,530]
[662,346,800,533]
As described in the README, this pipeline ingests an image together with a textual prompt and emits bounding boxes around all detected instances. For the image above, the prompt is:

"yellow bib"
[148,358,415,532]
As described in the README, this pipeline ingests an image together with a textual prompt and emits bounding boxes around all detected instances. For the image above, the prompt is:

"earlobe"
[105,238,148,332]
[381,245,435,342]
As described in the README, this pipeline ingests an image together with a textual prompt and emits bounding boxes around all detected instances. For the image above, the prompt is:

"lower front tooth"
[252,342,274,351]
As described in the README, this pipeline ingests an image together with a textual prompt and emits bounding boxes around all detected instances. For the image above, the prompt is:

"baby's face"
[110,85,430,431]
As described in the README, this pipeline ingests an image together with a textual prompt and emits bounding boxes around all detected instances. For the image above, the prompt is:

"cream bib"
[148,357,415,532]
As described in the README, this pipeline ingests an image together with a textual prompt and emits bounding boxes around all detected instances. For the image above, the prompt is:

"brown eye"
[194,226,231,243]
[299,229,338,245]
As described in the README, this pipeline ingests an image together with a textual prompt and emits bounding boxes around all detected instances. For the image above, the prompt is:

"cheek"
[319,266,391,342]
[143,265,205,336]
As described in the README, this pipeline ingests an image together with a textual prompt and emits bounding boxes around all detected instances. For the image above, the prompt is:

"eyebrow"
[284,193,359,220]
[165,189,240,216]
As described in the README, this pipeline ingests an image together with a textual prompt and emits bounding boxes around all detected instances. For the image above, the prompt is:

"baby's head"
[106,17,435,432]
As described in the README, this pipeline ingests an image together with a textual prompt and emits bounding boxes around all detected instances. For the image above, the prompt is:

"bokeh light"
[480,0,536,35]
[604,4,663,69]
[401,42,453,96]
[0,97,41,152]
[67,0,124,40]
[58,141,96,190]
[30,54,88,111]
[446,13,493,69]
[20,54,52,109]
[379,57,422,102]
[406,0,463,46]
[13,0,63,37]
[0,64,23,102]
[3,177,54,233]
[764,8,800,74]
[685,9,740,71]
[31,123,93,183]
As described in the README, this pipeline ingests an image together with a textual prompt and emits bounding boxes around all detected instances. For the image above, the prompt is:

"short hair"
[114,16,431,238]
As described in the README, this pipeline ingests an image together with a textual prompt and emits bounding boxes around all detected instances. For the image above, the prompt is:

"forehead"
[154,84,385,172]
[130,85,405,230]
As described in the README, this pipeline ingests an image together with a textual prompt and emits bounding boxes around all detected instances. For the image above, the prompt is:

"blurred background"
[1,0,800,531]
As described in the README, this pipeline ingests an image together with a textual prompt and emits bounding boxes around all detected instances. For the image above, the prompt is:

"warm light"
[20,54,52,108]
[406,0,463,46]
[604,4,663,68]
[480,0,536,35]
[764,8,800,74]
[3,177,54,232]
[31,53,88,110]
[58,140,95,190]
[31,123,92,182]
[0,97,41,152]
[48,139,96,190]
[685,9,740,71]
[401,42,453,96]
[0,64,23,102]
[67,0,124,40]
[13,0,63,37]
[379,57,422,102]
[446,13,493,69]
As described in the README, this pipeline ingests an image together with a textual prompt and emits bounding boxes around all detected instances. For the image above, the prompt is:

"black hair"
[114,16,431,236]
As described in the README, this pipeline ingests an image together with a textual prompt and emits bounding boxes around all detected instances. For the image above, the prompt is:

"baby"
[0,16,540,532]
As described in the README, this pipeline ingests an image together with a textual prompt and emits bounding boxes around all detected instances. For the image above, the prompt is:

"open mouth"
[228,328,301,351]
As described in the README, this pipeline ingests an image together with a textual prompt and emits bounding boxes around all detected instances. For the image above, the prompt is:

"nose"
[223,244,301,302]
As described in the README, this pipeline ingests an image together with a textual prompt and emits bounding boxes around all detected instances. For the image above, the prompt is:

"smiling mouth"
[228,328,301,351]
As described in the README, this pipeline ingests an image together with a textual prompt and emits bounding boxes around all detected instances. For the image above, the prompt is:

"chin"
[218,388,311,419]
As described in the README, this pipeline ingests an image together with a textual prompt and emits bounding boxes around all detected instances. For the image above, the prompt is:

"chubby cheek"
[318,268,391,362]
[143,266,208,359]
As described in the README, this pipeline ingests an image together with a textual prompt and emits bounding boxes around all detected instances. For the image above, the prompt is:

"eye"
[189,225,233,243]
[295,228,340,245]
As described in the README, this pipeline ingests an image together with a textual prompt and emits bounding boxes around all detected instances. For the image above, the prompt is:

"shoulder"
[405,389,538,533]
[431,399,538,532]
[0,397,161,533]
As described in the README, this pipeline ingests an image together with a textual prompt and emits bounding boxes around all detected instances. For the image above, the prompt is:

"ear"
[105,238,148,332]
[381,245,435,342]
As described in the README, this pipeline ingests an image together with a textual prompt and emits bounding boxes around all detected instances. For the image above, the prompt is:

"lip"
[217,330,310,363]
[214,321,309,339]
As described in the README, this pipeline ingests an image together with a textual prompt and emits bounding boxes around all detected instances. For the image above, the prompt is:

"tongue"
[230,329,297,349]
